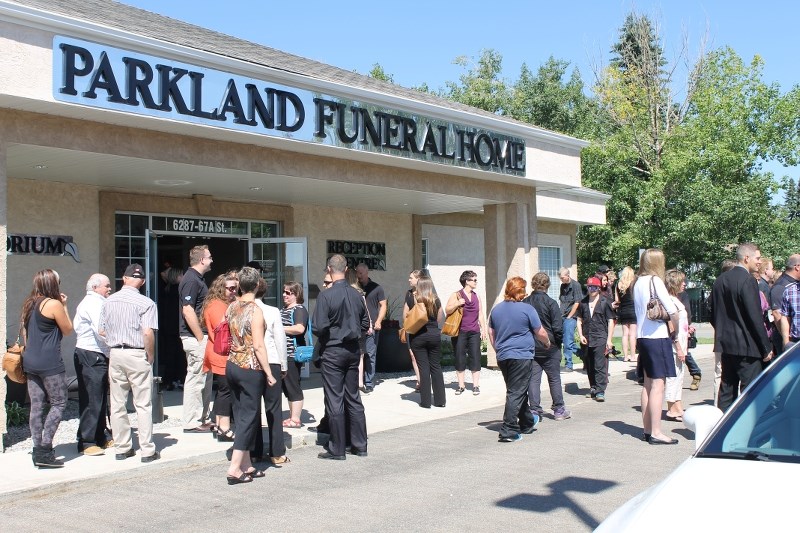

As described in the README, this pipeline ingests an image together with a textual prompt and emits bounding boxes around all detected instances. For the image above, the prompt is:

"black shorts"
[281,357,304,402]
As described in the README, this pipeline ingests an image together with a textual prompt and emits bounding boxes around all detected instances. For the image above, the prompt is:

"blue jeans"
[363,331,380,388]
[562,317,577,368]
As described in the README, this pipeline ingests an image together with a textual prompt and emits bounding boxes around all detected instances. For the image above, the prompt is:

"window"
[539,246,562,300]
[421,238,429,269]
[114,213,149,289]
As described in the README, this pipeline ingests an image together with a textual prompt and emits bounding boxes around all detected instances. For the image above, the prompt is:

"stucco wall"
[293,204,413,322]
[422,224,487,310]
[6,177,101,373]
[0,19,52,102]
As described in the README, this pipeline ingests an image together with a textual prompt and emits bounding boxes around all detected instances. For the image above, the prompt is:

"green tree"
[507,56,593,137]
[580,13,800,283]
[367,63,394,83]
[444,49,510,114]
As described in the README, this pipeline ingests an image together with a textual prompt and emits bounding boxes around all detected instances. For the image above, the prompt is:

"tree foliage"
[581,15,800,283]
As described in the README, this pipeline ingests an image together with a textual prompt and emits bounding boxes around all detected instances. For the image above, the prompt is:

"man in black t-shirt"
[357,263,386,393]
[178,245,213,433]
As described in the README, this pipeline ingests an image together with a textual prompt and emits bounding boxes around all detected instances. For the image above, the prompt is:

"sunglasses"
[468,278,478,282]
[588,286,600,291]
[225,286,237,292]
[322,280,332,286]
[283,290,294,295]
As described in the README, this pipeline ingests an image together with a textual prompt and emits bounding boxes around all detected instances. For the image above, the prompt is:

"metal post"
[151,376,164,423]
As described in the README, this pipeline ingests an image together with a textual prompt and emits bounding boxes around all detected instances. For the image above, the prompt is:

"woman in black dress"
[615,267,638,362]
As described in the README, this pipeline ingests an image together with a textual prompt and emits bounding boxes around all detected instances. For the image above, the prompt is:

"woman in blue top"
[489,277,551,443]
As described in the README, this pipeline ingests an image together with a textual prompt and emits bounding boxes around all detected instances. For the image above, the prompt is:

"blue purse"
[292,308,314,364]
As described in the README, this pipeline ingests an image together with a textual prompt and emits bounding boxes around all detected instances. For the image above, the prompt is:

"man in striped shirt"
[100,264,160,463]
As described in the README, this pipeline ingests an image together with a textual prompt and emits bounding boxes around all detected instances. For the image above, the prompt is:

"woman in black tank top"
[19,269,73,468]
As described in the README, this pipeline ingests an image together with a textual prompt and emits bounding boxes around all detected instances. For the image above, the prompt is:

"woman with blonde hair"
[409,277,445,408]
[615,267,638,362]
[202,271,239,441]
[633,249,683,444]
[664,269,688,422]
[20,269,73,468]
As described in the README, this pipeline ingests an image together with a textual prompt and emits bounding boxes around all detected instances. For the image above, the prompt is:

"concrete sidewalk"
[0,344,716,496]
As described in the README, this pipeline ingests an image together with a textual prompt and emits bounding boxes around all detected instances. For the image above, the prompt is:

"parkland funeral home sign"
[53,37,525,176]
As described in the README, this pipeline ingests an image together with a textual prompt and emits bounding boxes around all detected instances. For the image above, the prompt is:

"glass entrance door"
[249,238,308,308]
[145,229,161,373]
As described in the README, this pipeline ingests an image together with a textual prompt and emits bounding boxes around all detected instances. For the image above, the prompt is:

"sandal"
[270,455,291,465]
[282,419,302,428]
[217,429,235,442]
[245,468,266,478]
[226,473,253,485]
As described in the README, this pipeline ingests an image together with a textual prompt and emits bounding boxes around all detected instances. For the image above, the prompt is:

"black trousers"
[74,348,109,447]
[410,326,446,408]
[584,344,608,393]
[529,348,565,413]
[254,363,285,458]
[321,344,367,456]
[718,354,764,412]
[497,358,535,439]
[226,361,265,452]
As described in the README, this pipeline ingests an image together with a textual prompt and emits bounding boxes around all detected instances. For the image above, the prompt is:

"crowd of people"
[12,240,790,475]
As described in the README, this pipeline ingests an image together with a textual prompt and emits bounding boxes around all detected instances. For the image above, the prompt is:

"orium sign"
[53,37,526,176]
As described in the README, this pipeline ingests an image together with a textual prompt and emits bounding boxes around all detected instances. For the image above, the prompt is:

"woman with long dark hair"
[20,269,73,468]
[403,270,422,391]
[409,277,445,408]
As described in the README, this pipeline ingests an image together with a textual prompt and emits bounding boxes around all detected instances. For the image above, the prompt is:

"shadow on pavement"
[603,420,644,440]
[477,419,504,432]
[495,475,617,529]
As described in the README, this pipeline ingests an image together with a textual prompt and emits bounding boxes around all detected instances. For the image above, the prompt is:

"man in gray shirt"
[100,264,160,463]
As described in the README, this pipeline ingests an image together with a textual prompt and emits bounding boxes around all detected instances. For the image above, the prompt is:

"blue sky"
[118,0,797,180]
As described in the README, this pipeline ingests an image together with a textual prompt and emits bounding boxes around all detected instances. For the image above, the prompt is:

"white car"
[596,346,800,532]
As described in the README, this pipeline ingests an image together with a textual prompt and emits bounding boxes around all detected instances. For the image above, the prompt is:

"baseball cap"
[597,265,610,274]
[124,263,145,279]
[586,276,602,287]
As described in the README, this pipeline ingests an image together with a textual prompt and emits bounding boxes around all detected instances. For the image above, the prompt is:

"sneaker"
[561,367,574,373]
[553,408,572,421]
[455,387,465,395]
[595,392,605,402]
[472,386,480,396]
[82,445,105,456]
[498,433,522,443]
[585,390,596,399]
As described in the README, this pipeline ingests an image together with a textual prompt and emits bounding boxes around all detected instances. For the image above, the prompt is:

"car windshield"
[698,349,800,464]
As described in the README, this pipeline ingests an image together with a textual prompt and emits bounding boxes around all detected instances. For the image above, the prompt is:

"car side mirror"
[683,405,723,450]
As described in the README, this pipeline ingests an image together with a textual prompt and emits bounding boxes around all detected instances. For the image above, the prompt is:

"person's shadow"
[495,475,617,529]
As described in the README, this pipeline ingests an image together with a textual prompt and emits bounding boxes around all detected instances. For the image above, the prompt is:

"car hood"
[596,457,796,531]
